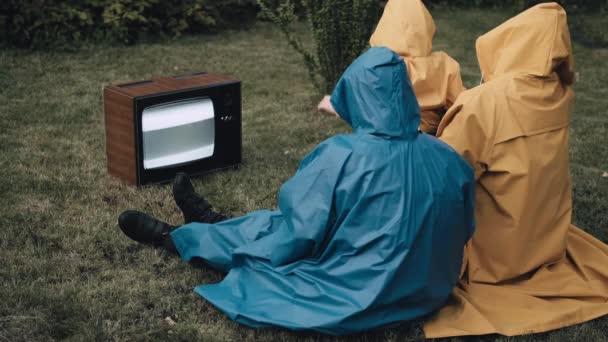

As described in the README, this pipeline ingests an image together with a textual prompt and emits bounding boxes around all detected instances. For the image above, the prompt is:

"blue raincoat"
[171,47,475,335]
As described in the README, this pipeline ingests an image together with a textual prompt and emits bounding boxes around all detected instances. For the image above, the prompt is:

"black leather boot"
[172,172,228,224]
[118,210,177,253]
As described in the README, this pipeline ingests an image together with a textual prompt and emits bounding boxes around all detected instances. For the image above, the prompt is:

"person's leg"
[118,210,178,254]
[118,175,280,272]
[170,210,281,273]
[173,173,228,224]
[117,208,281,273]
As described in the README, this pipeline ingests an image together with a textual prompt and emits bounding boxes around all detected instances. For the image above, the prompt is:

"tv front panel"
[104,72,241,186]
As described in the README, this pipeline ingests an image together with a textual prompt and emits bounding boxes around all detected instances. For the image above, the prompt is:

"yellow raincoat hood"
[426,3,608,338]
[476,2,575,84]
[370,0,464,134]
[370,0,435,57]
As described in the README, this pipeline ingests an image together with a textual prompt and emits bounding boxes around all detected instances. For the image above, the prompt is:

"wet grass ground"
[1,7,607,342]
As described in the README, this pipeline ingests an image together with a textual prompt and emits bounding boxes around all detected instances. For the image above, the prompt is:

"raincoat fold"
[424,3,608,338]
[171,47,476,335]
[370,0,464,134]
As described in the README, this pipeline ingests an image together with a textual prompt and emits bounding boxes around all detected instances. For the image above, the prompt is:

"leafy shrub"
[257,0,306,20]
[424,0,607,11]
[1,0,258,49]
[1,1,97,48]
[258,0,382,94]
[209,0,260,28]
[101,0,155,44]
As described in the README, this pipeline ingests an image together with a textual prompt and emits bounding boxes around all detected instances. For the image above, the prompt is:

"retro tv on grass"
[103,72,241,186]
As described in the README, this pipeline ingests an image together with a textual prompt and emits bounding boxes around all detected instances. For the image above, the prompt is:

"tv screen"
[142,97,215,170]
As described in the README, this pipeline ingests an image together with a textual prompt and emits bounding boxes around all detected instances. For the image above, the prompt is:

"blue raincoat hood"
[331,47,421,138]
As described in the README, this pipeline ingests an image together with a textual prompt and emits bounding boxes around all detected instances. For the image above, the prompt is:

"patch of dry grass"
[0,8,607,342]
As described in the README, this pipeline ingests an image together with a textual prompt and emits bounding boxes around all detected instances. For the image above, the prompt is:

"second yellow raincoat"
[424,3,608,337]
[370,0,464,134]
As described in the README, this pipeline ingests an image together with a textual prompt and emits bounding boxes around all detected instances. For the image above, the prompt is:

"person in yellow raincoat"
[423,3,608,338]
[317,0,464,135]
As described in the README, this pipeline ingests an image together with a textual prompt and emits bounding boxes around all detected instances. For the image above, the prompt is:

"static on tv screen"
[141,97,216,170]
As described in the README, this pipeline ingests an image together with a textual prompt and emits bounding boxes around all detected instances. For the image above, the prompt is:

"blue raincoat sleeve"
[171,137,352,271]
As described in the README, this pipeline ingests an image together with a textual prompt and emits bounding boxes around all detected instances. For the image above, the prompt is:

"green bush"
[1,0,258,49]
[258,0,382,94]
[257,0,306,20]
[1,1,96,48]
[209,0,264,27]
[424,0,607,11]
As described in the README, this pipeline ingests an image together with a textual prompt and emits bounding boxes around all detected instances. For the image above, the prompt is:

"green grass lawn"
[1,7,607,342]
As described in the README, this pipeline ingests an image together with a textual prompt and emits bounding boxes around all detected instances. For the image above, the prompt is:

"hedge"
[2,0,605,49]
[424,0,607,11]
[0,0,258,49]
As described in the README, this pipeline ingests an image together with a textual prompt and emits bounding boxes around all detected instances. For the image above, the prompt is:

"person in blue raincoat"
[118,47,475,335]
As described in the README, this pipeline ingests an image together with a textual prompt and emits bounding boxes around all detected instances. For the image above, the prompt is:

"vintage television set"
[103,72,241,186]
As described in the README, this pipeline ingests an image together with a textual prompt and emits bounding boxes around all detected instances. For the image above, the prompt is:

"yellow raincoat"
[369,0,464,134]
[424,3,608,337]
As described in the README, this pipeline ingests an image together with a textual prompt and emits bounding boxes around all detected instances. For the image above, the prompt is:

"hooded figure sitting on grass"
[117,47,475,335]
[424,3,608,338]
[318,0,465,136]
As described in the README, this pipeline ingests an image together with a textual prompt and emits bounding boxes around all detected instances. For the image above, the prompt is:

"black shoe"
[172,172,228,224]
[118,211,176,251]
